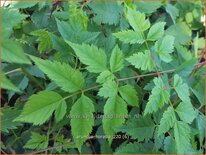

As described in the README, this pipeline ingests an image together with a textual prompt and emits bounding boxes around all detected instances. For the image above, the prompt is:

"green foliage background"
[1,0,205,154]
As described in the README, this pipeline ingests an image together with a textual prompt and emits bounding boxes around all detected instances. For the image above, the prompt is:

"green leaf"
[24,132,48,149]
[144,77,170,115]
[119,84,139,106]
[98,80,118,98]
[70,95,95,152]
[103,95,128,144]
[158,107,176,136]
[1,73,21,93]
[88,2,122,25]
[15,91,67,125]
[126,7,150,32]
[174,121,191,154]
[155,35,175,63]
[12,2,38,9]
[166,23,191,45]
[2,40,31,64]
[164,136,176,154]
[30,56,84,93]
[175,102,195,124]
[127,50,154,71]
[119,115,155,142]
[56,19,100,44]
[67,42,107,73]
[147,22,166,41]
[173,74,190,103]
[96,70,115,84]
[113,30,144,44]
[165,4,179,24]
[1,107,22,133]
[135,1,162,14]
[115,142,151,154]
[31,30,52,53]
[110,45,124,73]
[2,8,27,38]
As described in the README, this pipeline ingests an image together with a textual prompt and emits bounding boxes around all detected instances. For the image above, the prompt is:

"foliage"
[1,1,205,154]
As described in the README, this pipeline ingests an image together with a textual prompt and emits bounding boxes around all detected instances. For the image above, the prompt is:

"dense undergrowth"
[1,0,205,154]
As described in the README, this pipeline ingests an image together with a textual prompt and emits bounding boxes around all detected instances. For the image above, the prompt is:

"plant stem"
[28,141,75,154]
[118,68,176,82]
[5,68,21,75]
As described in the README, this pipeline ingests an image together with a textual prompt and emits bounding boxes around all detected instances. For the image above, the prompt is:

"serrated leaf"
[119,115,155,142]
[144,77,170,115]
[174,121,191,154]
[2,8,27,38]
[30,56,84,93]
[127,50,154,71]
[24,132,48,149]
[110,45,124,73]
[115,142,150,154]
[173,74,190,103]
[96,70,114,84]
[155,35,175,63]
[67,42,107,73]
[135,2,162,14]
[31,30,52,53]
[56,19,99,44]
[103,95,128,144]
[158,107,176,136]
[1,73,21,93]
[88,2,122,25]
[15,91,67,125]
[175,102,195,124]
[70,95,95,152]
[2,40,31,64]
[98,80,118,98]
[147,22,166,41]
[1,107,22,133]
[126,7,150,32]
[119,85,139,106]
[113,30,144,44]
